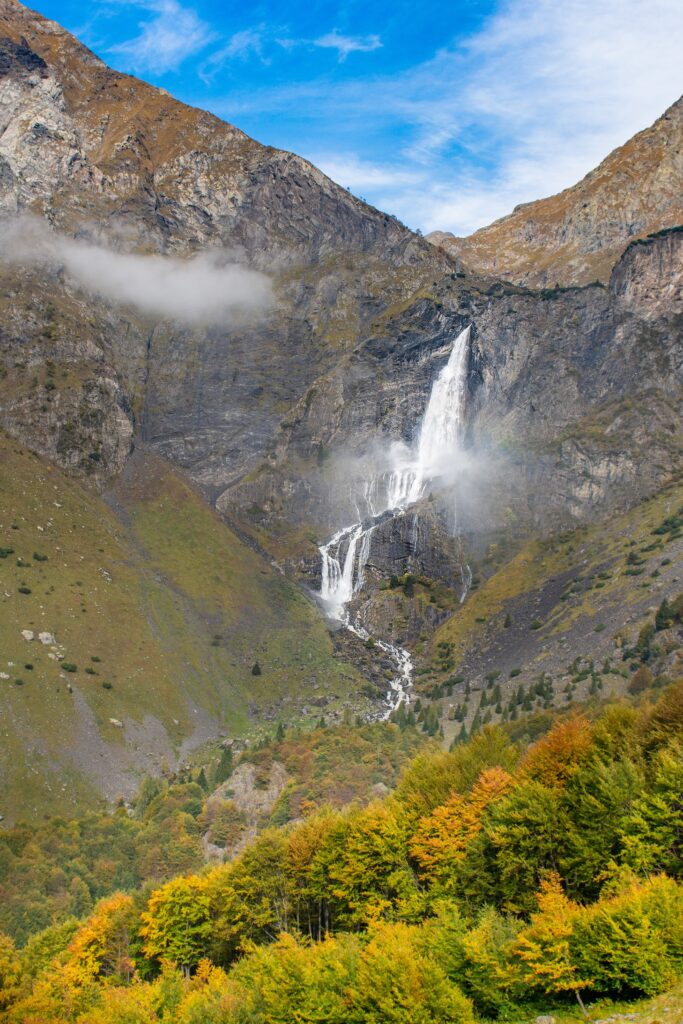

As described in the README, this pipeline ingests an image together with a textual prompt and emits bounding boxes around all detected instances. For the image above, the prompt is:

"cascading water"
[319,324,472,714]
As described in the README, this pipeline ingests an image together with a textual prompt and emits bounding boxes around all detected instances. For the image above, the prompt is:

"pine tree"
[215,746,233,785]
[655,598,674,631]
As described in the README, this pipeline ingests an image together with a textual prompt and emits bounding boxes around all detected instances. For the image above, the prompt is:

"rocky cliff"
[428,97,683,287]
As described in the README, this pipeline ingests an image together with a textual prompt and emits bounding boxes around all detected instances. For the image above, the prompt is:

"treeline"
[1,682,683,1022]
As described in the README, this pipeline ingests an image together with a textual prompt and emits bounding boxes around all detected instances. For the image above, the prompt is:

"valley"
[0,1,681,1021]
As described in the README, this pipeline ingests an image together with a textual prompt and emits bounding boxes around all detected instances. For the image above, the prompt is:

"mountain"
[428,97,683,287]
[0,0,681,821]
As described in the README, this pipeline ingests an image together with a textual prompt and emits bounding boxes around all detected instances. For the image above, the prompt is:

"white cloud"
[386,0,683,232]
[0,218,272,325]
[313,155,421,191]
[213,0,681,235]
[199,29,265,84]
[313,31,382,61]
[108,0,214,75]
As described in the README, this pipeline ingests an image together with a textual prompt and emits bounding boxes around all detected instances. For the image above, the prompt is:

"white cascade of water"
[318,324,471,713]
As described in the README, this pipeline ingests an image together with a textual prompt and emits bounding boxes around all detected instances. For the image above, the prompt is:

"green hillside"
[0,437,362,824]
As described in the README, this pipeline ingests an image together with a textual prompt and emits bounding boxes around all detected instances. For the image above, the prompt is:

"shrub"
[251,662,262,676]
[628,666,653,694]
[61,663,77,673]
[17,586,31,595]
[530,619,543,630]
[102,681,113,690]
[32,552,48,562]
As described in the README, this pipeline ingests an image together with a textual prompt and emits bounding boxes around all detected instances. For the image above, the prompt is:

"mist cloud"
[0,217,272,324]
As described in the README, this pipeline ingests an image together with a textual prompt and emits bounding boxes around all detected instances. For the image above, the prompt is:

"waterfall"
[318,325,472,714]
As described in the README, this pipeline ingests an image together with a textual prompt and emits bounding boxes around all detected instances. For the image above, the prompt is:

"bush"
[61,663,77,673]
[251,662,262,676]
[17,586,31,595]
[530,619,543,630]
[628,666,653,694]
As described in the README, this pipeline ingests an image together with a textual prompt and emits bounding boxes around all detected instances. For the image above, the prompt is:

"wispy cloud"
[314,155,421,192]
[88,0,681,235]
[199,28,265,84]
[280,0,683,233]
[108,0,215,75]
[313,31,382,61]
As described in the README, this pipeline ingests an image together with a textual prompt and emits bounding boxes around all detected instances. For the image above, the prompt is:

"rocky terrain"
[428,95,683,287]
[0,0,681,820]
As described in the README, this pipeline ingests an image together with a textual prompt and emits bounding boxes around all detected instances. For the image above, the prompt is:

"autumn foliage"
[2,683,683,1022]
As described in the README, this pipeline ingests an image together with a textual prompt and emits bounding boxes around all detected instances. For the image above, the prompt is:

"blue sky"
[35,0,683,235]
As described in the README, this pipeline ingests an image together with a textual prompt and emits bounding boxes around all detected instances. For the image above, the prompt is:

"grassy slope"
[0,438,362,825]
[413,481,683,742]
[504,981,683,1024]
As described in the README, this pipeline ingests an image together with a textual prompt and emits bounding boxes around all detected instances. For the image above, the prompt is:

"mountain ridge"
[428,95,683,287]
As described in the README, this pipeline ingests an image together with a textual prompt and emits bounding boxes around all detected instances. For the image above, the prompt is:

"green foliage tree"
[141,876,212,975]
[214,745,234,785]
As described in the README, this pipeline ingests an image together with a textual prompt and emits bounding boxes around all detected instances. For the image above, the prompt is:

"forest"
[1,681,682,1023]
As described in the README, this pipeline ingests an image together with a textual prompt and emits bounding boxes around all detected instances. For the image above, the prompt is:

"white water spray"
[318,325,472,714]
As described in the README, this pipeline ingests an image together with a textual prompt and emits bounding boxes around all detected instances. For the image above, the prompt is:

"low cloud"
[0,218,272,324]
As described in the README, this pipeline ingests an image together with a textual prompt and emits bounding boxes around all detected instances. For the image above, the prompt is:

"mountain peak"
[428,94,683,287]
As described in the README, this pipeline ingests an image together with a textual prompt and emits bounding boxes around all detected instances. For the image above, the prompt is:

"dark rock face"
[0,0,450,492]
[224,231,682,563]
[0,34,47,78]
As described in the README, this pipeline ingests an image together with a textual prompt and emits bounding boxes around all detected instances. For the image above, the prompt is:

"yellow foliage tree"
[64,893,137,987]
[140,875,212,976]
[520,716,593,789]
[512,872,591,1016]
[410,767,513,891]
[0,932,21,1012]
